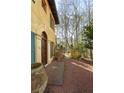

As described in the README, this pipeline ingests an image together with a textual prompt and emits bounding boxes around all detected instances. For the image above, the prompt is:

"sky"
[55,0,60,9]
[55,0,93,7]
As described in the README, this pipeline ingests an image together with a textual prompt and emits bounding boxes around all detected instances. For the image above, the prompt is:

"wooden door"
[42,32,47,65]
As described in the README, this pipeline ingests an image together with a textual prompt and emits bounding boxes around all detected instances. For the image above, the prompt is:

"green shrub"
[71,49,81,59]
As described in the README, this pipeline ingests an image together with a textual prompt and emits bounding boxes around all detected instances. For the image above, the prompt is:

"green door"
[31,32,35,64]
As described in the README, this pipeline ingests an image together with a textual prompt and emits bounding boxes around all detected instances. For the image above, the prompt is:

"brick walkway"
[44,59,93,93]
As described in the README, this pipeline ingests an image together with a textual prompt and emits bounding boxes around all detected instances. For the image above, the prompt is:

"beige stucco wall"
[31,0,56,64]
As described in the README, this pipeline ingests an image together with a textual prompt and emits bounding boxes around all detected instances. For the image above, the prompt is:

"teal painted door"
[31,32,35,64]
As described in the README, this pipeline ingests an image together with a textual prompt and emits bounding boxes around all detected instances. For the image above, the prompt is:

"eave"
[48,0,59,24]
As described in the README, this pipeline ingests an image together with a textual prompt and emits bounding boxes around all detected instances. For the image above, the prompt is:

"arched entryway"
[41,32,47,65]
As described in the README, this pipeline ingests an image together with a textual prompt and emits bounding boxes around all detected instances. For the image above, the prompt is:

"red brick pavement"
[44,59,93,93]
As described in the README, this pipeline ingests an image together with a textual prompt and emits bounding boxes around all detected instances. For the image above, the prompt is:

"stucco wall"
[32,0,56,64]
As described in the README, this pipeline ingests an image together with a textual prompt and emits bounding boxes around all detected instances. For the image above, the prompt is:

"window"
[50,42,54,58]
[32,0,35,3]
[50,14,52,28]
[42,0,47,12]
[50,14,54,30]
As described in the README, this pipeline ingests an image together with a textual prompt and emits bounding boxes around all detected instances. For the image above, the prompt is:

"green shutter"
[50,42,54,58]
[50,15,52,28]
[31,32,35,64]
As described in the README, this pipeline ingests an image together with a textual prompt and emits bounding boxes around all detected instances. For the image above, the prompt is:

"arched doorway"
[41,32,47,65]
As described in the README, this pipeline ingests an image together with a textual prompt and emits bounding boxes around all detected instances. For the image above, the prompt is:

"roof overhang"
[48,0,59,24]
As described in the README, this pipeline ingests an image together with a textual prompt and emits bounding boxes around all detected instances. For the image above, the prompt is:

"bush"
[71,49,81,59]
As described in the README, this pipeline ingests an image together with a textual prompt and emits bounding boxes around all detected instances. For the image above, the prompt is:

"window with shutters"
[32,0,35,3]
[50,14,54,30]
[50,42,54,58]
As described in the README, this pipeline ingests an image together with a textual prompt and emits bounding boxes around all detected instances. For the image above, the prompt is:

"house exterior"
[31,0,59,93]
[31,0,59,65]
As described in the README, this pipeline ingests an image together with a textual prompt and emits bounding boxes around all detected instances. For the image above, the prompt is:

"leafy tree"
[83,21,93,49]
[82,20,93,59]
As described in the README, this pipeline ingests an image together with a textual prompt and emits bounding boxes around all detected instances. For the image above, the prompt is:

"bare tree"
[55,0,93,55]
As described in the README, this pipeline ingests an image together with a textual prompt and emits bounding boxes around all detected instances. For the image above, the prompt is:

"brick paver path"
[45,59,93,93]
